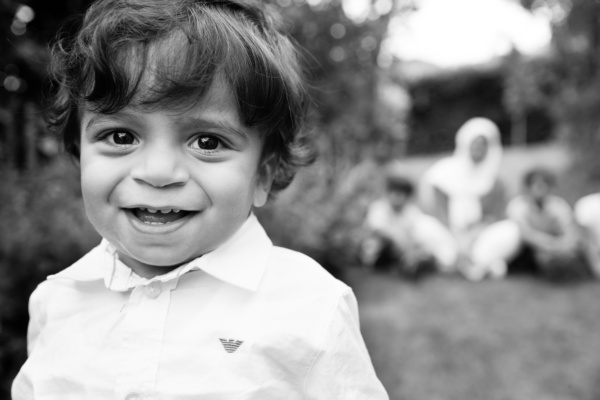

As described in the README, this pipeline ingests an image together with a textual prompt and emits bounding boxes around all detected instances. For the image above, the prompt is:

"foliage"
[0,0,95,169]
[513,0,600,183]
[274,0,406,173]
[257,157,389,278]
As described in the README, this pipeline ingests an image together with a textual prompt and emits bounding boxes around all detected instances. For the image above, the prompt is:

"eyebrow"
[84,112,137,131]
[176,115,250,140]
[84,111,252,140]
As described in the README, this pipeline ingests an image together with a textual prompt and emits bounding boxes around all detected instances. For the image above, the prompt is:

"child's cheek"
[79,153,127,232]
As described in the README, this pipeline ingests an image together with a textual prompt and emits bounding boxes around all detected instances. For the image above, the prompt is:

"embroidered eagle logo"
[219,338,244,353]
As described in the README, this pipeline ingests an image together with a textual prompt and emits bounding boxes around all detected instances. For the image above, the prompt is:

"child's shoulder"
[266,246,350,295]
[33,243,105,299]
[49,242,105,282]
[27,243,105,312]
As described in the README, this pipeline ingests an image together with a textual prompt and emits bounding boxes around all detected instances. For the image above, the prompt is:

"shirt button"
[125,393,143,400]
[144,282,162,299]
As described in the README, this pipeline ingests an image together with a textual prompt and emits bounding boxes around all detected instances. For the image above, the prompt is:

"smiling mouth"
[130,207,192,225]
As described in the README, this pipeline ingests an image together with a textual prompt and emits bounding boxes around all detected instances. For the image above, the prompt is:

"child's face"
[387,189,409,212]
[469,135,488,164]
[79,80,271,277]
[528,175,552,201]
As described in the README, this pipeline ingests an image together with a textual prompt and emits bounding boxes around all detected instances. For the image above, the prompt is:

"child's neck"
[118,252,182,279]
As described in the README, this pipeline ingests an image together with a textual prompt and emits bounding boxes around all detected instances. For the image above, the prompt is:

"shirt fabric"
[507,194,574,237]
[12,214,388,400]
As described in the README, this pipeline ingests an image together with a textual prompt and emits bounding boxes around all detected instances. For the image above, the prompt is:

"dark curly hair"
[523,167,556,189]
[47,0,316,195]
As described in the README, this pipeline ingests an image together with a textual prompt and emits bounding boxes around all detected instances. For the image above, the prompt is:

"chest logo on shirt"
[219,338,244,353]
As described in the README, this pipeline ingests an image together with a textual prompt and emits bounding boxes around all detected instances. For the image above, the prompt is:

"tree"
[273,0,412,177]
[517,0,600,180]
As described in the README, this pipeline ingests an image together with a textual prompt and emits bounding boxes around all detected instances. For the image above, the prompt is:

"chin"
[145,255,194,268]
[128,248,198,269]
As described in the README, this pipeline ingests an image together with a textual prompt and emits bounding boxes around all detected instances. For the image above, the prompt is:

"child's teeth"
[173,209,180,213]
[160,209,171,214]
[147,208,158,213]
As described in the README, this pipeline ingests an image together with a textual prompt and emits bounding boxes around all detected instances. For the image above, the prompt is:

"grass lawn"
[346,269,600,400]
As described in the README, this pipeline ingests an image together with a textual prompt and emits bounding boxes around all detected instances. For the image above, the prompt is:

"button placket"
[116,282,170,400]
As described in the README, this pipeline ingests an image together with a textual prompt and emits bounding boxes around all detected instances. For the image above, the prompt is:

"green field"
[348,269,600,400]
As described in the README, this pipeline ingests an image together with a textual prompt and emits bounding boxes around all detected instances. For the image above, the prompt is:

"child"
[12,1,389,399]
[361,170,458,276]
[574,192,600,278]
[507,168,584,280]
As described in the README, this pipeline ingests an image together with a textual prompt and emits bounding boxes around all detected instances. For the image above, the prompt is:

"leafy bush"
[258,158,387,278]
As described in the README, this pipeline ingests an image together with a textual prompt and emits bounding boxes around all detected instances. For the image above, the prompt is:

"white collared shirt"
[12,215,388,400]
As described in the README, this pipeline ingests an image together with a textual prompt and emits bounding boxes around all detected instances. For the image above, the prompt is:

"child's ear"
[253,157,275,208]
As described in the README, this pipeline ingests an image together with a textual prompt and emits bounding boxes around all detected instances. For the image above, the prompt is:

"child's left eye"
[191,135,223,151]
[100,130,138,146]
[111,131,136,145]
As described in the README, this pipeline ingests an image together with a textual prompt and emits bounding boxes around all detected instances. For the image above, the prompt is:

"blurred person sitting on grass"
[11,1,389,399]
[421,117,517,280]
[361,168,458,278]
[507,168,587,281]
[574,191,600,279]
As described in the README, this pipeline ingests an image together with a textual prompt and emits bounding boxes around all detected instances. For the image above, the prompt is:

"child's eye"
[191,135,223,152]
[103,131,137,146]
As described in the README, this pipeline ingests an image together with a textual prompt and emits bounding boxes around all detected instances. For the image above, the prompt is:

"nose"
[130,144,190,188]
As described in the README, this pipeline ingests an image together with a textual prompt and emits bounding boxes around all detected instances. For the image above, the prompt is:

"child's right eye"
[105,131,137,146]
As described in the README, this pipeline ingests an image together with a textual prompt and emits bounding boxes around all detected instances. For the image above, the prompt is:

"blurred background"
[1,0,600,399]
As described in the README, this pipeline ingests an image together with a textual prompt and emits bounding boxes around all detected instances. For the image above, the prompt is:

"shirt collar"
[187,213,272,291]
[49,214,273,292]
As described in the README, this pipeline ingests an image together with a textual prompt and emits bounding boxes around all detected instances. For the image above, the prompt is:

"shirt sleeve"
[11,282,48,400]
[550,196,575,227]
[364,200,387,232]
[26,282,48,355]
[304,289,389,400]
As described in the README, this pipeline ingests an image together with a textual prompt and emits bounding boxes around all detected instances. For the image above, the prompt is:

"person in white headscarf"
[421,117,520,280]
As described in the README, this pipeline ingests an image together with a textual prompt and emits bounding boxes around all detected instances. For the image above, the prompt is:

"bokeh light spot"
[16,5,35,23]
[4,76,21,92]
[329,46,347,62]
[330,23,346,39]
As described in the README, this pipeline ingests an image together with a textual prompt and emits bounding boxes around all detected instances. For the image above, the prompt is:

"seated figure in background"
[574,191,600,279]
[421,117,516,280]
[361,171,458,278]
[507,168,585,280]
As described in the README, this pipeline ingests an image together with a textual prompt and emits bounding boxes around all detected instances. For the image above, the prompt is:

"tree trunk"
[510,110,527,146]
